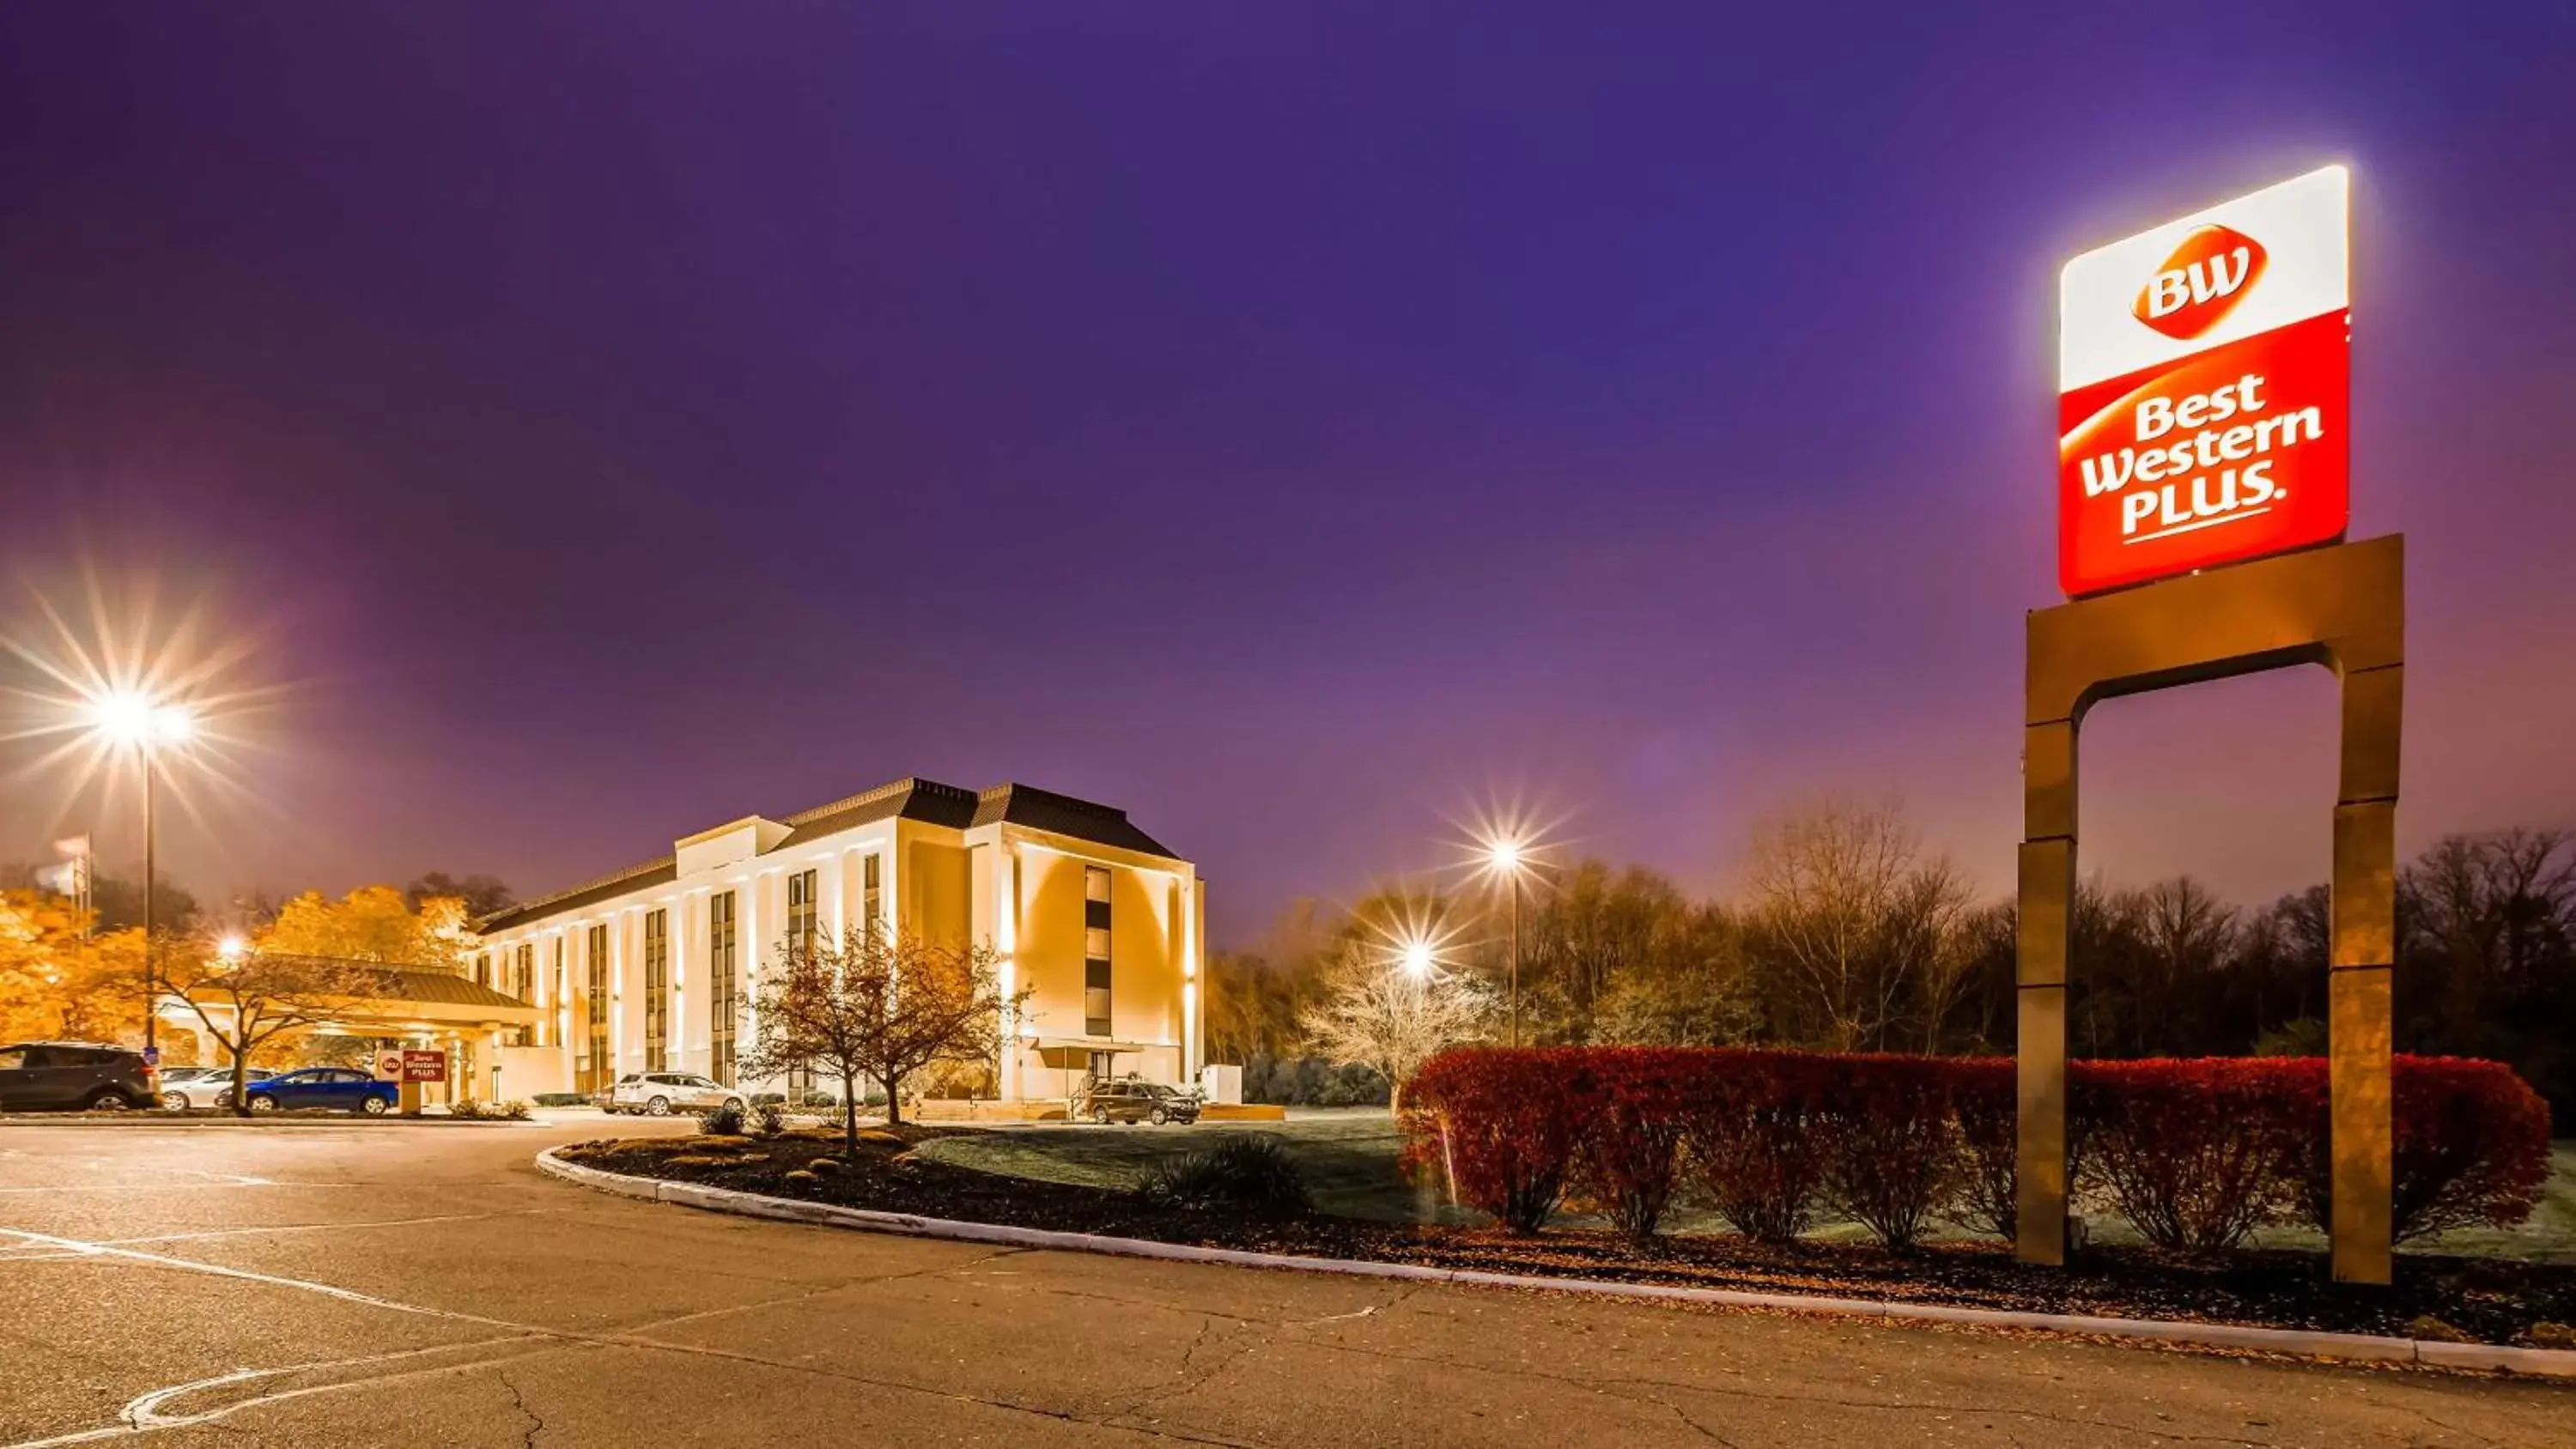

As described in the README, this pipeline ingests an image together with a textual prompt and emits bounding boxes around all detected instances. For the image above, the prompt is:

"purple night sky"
[3,5,2571,941]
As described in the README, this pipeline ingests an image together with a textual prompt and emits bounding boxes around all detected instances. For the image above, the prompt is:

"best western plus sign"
[2057,166,2350,597]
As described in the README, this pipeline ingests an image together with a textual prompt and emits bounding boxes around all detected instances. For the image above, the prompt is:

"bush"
[749,1102,787,1138]
[1680,1050,1836,1243]
[781,1169,821,1192]
[2297,1056,2554,1242]
[1400,1046,2553,1254]
[2075,1057,2318,1252]
[492,1100,533,1121]
[698,1101,746,1136]
[1947,1058,2018,1240]
[1404,1049,1587,1233]
[1566,1049,1692,1241]
[447,1099,486,1120]
[1142,1135,1312,1213]
[1242,1053,1393,1107]
[806,1155,845,1176]
[1819,1055,1961,1251]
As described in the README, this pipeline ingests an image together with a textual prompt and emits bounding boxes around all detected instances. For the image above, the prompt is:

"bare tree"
[741,924,1028,1151]
[1745,797,1967,1052]
[1299,948,1494,1113]
[157,946,375,1116]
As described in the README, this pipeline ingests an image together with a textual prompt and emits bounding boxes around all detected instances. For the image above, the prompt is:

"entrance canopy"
[164,965,539,1040]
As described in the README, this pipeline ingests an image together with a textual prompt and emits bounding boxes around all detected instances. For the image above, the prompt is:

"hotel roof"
[473,777,1176,935]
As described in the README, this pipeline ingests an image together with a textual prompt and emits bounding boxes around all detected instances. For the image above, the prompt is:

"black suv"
[0,1041,159,1112]
[1075,1080,1201,1125]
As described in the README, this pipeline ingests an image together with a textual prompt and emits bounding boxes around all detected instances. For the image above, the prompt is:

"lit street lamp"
[81,688,197,1058]
[1400,937,1434,979]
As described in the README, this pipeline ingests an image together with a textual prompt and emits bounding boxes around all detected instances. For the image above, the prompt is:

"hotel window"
[1084,865,1112,1036]
[585,924,609,1088]
[862,854,883,937]
[709,891,738,1086]
[546,937,564,1046]
[783,870,819,1101]
[643,907,670,1072]
[787,869,818,955]
[512,943,534,1002]
[473,953,491,988]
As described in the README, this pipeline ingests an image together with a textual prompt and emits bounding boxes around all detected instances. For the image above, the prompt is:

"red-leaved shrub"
[1680,1050,1838,1242]
[1946,1058,2018,1240]
[1396,1046,2551,1252]
[1566,1049,1694,1240]
[2295,1056,2555,1242]
[1403,1048,1587,1234]
[1818,1054,1962,1250]
[2069,1058,2316,1252]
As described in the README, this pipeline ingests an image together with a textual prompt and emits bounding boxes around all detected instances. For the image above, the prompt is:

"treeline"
[1206,803,2576,1122]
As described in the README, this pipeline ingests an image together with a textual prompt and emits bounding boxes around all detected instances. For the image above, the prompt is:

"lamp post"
[82,690,196,1058]
[1485,838,1527,1048]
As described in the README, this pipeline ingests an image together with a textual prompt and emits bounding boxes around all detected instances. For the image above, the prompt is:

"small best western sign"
[2057,166,2350,597]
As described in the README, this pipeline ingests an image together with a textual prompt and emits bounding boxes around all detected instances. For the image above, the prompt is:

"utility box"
[1199,1063,1242,1105]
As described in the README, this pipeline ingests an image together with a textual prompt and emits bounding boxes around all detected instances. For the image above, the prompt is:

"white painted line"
[92,1208,562,1248]
[0,1339,551,1449]
[0,1228,531,1331]
[535,1148,2576,1379]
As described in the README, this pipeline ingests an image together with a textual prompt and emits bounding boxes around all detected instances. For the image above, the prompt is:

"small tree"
[741,924,1027,1152]
[157,946,374,1115]
[1300,949,1494,1113]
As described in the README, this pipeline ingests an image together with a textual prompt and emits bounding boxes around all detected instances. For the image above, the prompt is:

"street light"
[1480,834,1534,1047]
[79,688,197,1058]
[1400,937,1434,979]
[216,932,247,962]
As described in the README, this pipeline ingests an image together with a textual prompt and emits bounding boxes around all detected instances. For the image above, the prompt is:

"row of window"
[480,855,1118,1082]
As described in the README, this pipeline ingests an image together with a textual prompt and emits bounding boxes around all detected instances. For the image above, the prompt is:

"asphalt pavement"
[1,1117,2568,1447]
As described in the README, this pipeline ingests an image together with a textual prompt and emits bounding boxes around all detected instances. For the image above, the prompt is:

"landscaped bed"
[558,1123,2576,1350]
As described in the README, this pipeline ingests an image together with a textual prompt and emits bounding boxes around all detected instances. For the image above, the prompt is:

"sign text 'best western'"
[2057,166,2350,597]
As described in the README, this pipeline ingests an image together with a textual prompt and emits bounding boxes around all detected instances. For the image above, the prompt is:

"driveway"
[1,1120,2567,1446]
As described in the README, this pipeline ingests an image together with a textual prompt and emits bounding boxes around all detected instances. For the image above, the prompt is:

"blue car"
[228,1067,398,1115]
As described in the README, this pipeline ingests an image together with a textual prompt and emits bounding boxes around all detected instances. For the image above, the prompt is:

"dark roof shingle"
[480,776,1180,934]
[971,783,1178,859]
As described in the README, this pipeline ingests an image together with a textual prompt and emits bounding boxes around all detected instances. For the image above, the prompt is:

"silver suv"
[605,1071,744,1116]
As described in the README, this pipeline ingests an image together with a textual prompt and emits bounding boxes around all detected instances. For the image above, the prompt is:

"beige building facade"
[469,778,1204,1105]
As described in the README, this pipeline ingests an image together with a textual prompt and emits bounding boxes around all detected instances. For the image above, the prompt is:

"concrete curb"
[533,1148,2576,1379]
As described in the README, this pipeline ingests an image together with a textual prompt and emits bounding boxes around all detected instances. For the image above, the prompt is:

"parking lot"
[3,1119,2571,1447]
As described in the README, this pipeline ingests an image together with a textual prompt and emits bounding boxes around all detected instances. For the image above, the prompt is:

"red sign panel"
[401,1050,447,1083]
[2058,167,2349,597]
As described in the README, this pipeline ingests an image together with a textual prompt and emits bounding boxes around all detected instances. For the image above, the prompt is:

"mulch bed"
[560,1128,2576,1350]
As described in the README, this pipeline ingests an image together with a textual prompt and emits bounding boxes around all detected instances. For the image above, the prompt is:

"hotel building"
[465,778,1203,1106]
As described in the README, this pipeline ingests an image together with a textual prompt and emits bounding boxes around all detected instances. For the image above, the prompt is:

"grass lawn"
[917,1114,2576,1264]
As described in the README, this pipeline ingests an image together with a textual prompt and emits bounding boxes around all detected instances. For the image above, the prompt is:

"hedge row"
[1400,1047,2552,1251]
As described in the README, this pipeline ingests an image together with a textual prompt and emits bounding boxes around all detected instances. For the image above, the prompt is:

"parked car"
[158,1066,275,1111]
[0,1041,159,1112]
[605,1071,744,1116]
[222,1067,398,1115]
[1076,1079,1200,1125]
